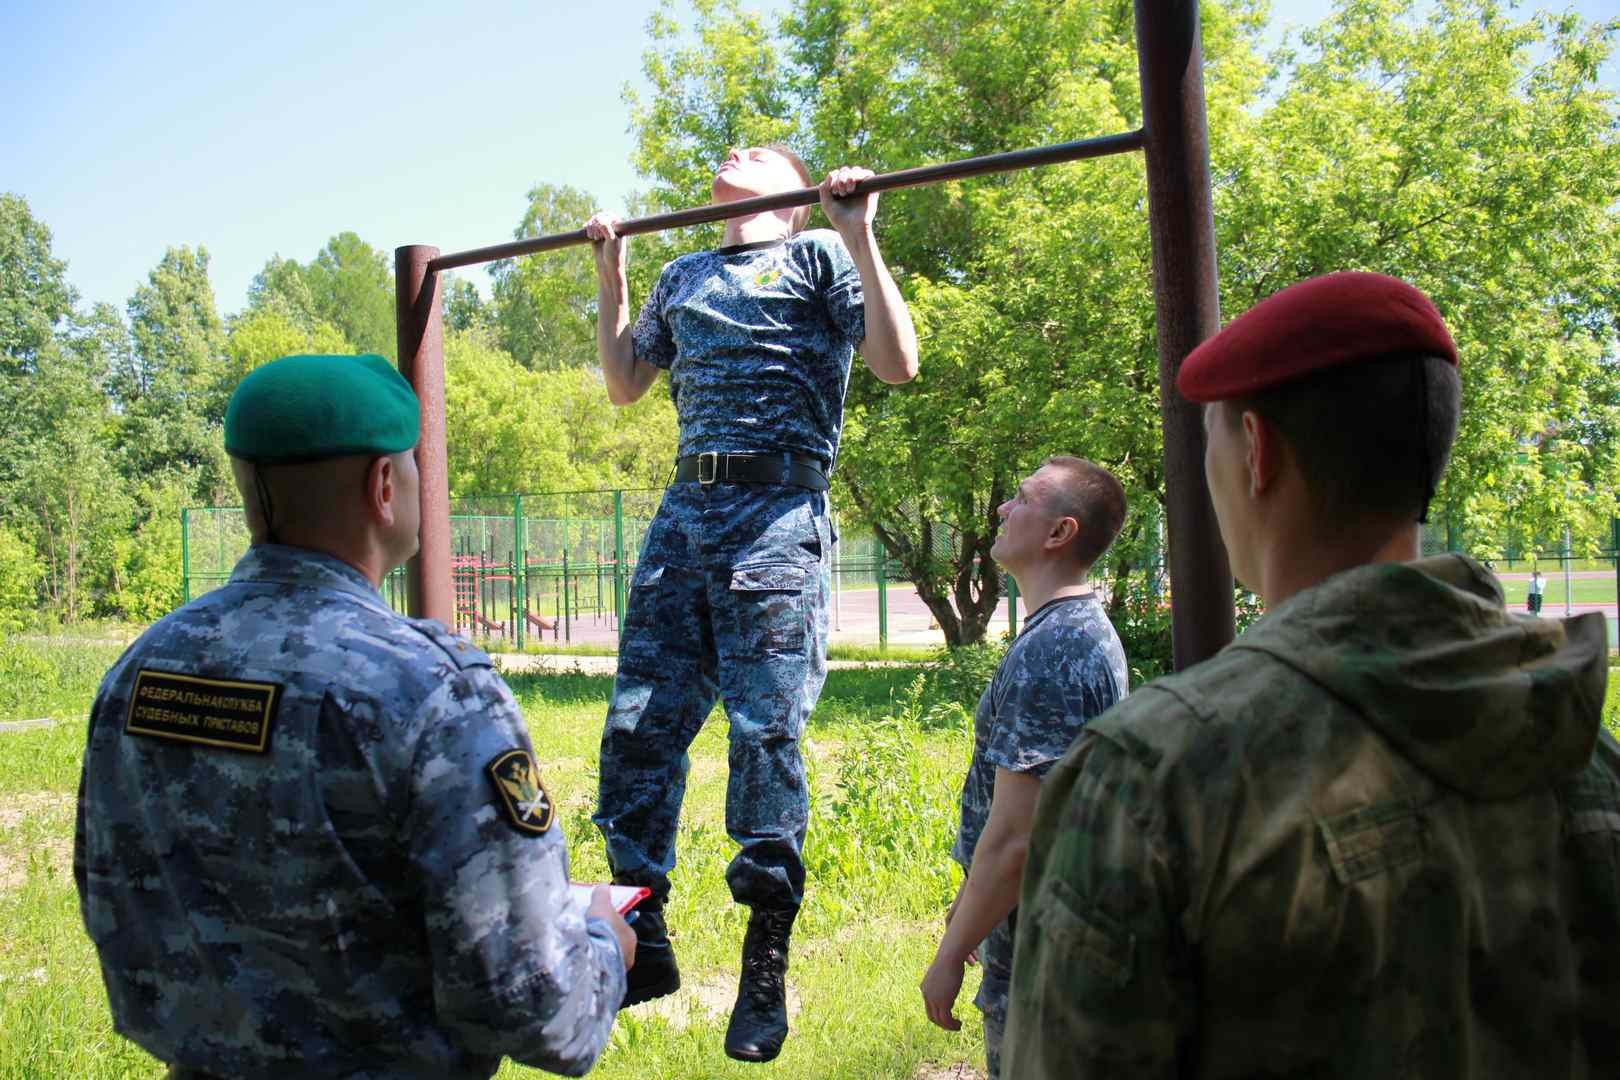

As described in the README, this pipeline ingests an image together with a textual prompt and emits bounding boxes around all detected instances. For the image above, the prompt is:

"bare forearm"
[845,228,918,384]
[596,273,641,406]
[939,838,1026,963]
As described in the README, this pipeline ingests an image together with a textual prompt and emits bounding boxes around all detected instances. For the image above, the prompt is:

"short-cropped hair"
[1040,456,1128,570]
[766,144,814,233]
[1223,353,1460,526]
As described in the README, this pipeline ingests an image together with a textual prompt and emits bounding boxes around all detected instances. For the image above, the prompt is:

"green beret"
[225,354,419,464]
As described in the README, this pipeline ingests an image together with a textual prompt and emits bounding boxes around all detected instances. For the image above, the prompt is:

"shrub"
[0,526,42,634]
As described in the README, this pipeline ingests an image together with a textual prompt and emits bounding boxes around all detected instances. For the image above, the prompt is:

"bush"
[0,638,58,718]
[0,526,42,634]
[804,674,970,917]
[922,638,1007,715]
[0,635,126,722]
[1111,575,1267,688]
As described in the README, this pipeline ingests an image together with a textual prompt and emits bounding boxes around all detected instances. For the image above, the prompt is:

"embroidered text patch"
[125,669,281,753]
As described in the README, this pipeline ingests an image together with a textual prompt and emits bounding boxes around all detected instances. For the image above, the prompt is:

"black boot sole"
[724,1039,784,1064]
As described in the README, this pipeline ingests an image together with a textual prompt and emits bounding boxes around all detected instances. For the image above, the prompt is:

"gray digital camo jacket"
[631,229,865,466]
[74,545,624,1079]
[1005,554,1620,1079]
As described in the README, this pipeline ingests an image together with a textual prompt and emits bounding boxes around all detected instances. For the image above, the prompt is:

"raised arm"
[586,213,661,405]
[819,167,919,385]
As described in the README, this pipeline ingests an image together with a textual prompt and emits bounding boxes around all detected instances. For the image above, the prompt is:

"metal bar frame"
[395,0,1232,667]
[428,132,1144,273]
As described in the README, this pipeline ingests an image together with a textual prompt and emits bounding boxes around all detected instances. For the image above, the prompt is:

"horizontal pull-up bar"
[427,129,1146,273]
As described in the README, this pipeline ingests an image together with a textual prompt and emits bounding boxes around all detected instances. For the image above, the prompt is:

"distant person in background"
[921,456,1129,1080]
[1529,567,1545,614]
[76,354,632,1079]
[1005,272,1620,1078]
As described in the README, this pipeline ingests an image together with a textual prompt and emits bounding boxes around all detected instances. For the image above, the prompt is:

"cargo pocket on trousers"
[619,564,667,668]
[730,563,809,654]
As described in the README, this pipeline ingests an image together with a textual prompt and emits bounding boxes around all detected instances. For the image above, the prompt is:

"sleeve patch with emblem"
[487,749,555,834]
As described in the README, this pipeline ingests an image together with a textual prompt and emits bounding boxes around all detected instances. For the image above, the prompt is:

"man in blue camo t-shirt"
[920,457,1130,1079]
[75,355,634,1080]
[583,147,918,1062]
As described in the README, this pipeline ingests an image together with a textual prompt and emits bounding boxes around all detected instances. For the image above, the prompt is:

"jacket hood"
[1234,554,1609,800]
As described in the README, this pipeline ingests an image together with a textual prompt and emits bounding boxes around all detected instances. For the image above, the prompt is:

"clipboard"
[570,883,652,916]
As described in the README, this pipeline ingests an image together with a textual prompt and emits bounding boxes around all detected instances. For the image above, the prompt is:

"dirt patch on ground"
[633,968,803,1032]
[913,1065,987,1080]
[0,792,75,892]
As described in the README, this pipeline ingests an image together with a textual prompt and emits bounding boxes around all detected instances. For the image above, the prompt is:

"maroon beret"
[1176,271,1457,404]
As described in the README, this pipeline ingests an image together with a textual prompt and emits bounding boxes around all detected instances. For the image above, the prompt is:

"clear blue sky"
[4,0,1615,318]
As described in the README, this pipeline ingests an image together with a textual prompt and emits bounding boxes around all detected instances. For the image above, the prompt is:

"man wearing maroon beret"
[1002,272,1620,1078]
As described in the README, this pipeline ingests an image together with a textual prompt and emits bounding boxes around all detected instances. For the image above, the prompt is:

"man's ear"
[1046,515,1080,553]
[1241,410,1282,498]
[365,455,396,528]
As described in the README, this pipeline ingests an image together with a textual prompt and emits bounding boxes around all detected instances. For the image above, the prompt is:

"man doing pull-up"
[584,145,917,1063]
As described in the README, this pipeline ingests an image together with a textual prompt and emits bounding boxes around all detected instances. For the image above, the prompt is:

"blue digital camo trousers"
[595,480,831,912]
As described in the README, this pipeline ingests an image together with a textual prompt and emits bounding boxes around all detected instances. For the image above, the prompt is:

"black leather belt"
[673,452,829,491]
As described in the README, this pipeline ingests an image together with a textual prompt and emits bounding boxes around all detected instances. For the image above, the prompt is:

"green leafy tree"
[225,306,352,386]
[247,255,324,328]
[1216,1,1620,558]
[628,0,1615,645]
[443,275,491,335]
[17,342,129,623]
[304,232,396,357]
[104,477,189,622]
[0,524,42,634]
[0,193,75,369]
[0,194,79,507]
[247,234,395,357]
[119,246,233,502]
[445,328,676,494]
[489,184,602,370]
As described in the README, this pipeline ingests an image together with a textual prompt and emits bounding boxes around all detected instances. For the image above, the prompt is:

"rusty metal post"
[395,245,453,624]
[1135,0,1233,669]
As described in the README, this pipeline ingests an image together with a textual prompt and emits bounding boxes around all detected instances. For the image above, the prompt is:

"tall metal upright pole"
[395,245,454,625]
[1135,1,1233,669]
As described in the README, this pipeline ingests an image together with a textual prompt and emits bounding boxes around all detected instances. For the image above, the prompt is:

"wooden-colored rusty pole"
[1135,0,1234,669]
[395,244,454,624]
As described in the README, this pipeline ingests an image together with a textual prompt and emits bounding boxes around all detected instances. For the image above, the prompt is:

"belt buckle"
[697,451,719,485]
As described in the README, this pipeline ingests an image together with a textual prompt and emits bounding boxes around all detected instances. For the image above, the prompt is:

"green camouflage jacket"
[1004,554,1619,1078]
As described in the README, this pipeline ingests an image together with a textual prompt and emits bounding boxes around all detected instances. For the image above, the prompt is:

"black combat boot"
[620,902,680,1008]
[724,907,796,1062]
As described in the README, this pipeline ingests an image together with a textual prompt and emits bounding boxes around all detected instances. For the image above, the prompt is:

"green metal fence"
[181,499,1620,651]
[179,489,1017,650]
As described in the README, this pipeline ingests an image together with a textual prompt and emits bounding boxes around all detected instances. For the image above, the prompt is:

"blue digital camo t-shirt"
[630,229,866,466]
[953,593,1129,869]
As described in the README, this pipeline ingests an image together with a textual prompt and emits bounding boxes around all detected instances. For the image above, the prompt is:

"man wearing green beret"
[75,353,635,1079]
[1004,273,1620,1077]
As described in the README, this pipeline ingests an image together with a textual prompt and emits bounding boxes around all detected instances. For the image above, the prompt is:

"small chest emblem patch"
[755,267,783,289]
[487,749,555,834]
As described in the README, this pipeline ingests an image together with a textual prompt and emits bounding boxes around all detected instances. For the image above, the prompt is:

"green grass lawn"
[0,635,988,1080]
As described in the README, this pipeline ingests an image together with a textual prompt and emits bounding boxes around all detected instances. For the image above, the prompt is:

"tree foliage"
[246,233,395,357]
[444,328,677,496]
[118,246,233,502]
[626,0,1617,644]
[0,0,1613,638]
[1220,1,1620,558]
[489,184,601,370]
